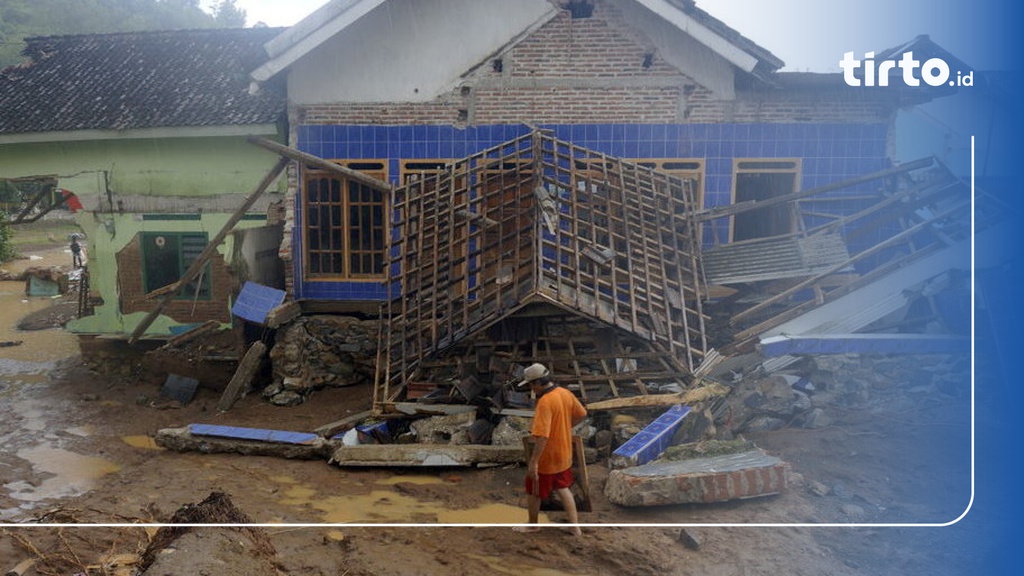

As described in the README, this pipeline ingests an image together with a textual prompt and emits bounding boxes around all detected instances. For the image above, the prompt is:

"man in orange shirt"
[513,363,587,535]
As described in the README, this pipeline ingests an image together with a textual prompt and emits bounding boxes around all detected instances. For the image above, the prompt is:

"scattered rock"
[410,411,476,445]
[678,527,703,550]
[807,480,830,497]
[840,504,866,519]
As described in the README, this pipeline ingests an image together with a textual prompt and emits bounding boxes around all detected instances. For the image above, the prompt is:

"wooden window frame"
[730,158,802,242]
[140,231,212,301]
[302,159,388,282]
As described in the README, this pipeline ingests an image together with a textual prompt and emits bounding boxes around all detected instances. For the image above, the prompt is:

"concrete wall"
[0,136,286,205]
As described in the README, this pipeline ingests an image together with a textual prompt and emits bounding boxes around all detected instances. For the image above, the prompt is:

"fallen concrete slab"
[154,426,332,460]
[329,444,525,467]
[604,449,788,507]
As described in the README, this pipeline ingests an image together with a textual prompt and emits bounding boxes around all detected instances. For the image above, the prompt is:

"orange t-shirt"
[530,386,587,474]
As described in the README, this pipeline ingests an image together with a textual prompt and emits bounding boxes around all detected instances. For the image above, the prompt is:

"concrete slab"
[329,444,525,467]
[604,449,788,506]
[154,426,330,460]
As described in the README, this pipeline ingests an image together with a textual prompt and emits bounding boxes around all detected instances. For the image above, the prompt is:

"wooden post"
[127,157,288,344]
[572,435,593,512]
[217,340,268,412]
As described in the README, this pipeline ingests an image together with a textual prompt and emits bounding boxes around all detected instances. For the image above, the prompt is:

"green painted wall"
[66,211,262,335]
[0,135,286,197]
[1,133,287,336]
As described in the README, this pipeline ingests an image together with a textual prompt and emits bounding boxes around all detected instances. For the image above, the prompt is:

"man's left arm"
[571,398,587,427]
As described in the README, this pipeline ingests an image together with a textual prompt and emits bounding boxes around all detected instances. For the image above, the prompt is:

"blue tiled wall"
[295,122,889,301]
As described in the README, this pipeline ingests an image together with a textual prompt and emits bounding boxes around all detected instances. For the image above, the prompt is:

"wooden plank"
[522,436,592,513]
[247,136,392,191]
[692,157,934,221]
[572,435,593,512]
[313,410,374,438]
[163,320,220,348]
[217,340,267,412]
[585,381,729,411]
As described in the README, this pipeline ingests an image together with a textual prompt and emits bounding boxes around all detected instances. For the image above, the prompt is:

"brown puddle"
[0,278,79,365]
[122,435,163,450]
[270,475,551,525]
[5,445,121,502]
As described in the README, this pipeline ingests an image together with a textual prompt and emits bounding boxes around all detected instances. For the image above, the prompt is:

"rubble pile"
[263,315,379,406]
[723,353,969,435]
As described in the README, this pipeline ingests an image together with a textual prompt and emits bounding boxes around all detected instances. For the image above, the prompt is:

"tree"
[211,0,246,27]
[0,0,224,68]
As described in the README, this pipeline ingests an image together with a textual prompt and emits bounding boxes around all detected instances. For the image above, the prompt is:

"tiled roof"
[0,27,286,135]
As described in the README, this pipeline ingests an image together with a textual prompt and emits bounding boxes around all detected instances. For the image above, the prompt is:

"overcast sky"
[216,0,1009,72]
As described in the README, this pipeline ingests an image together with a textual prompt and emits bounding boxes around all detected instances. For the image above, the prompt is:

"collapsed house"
[0,28,290,341]
[2,2,994,491]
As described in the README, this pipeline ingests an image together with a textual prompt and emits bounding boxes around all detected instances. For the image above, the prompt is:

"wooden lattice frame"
[378,130,710,408]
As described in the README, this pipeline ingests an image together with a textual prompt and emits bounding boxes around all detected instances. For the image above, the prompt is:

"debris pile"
[264,315,378,406]
[721,352,969,435]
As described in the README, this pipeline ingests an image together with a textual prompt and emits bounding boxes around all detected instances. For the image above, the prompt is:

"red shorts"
[525,468,574,500]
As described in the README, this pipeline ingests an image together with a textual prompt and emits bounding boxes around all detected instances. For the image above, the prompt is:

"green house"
[0,28,288,337]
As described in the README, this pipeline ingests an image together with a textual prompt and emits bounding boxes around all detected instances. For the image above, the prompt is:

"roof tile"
[0,27,286,135]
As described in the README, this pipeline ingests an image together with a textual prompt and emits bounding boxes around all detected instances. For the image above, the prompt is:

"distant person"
[513,363,587,535]
[70,235,83,268]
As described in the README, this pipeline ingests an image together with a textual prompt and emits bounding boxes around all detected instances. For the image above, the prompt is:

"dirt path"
[0,254,984,574]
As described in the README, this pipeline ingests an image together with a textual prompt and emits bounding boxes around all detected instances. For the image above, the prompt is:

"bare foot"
[512,526,541,533]
[563,526,583,536]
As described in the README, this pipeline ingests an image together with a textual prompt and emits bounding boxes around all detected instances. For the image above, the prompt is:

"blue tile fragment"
[188,424,319,445]
[612,404,691,466]
[231,281,286,324]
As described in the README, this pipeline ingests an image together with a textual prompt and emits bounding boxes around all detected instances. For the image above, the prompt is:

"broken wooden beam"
[5,559,36,576]
[692,156,935,222]
[247,136,393,191]
[217,340,268,412]
[313,410,374,438]
[585,381,729,411]
[163,320,221,348]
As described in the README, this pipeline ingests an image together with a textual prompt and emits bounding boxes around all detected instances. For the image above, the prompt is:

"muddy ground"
[0,246,994,576]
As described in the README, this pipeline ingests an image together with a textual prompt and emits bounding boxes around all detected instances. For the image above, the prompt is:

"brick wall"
[296,0,893,127]
[117,234,233,323]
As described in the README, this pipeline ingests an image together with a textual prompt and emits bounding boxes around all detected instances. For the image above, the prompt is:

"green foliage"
[0,212,16,263]
[0,0,232,67]
[212,0,246,27]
